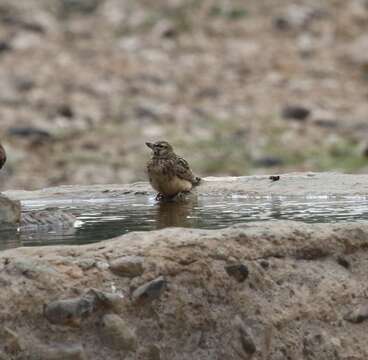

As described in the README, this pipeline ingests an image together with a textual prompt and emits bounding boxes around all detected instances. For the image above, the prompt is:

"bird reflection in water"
[155,197,197,229]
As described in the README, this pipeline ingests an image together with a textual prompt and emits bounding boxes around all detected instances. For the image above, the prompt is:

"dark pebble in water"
[225,264,249,282]
[282,105,311,121]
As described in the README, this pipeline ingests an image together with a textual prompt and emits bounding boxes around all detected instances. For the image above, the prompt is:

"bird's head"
[146,141,174,157]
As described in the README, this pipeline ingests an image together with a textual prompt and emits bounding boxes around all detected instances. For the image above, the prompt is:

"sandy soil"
[1,0,368,190]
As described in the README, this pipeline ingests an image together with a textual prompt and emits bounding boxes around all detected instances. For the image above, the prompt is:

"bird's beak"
[145,142,154,149]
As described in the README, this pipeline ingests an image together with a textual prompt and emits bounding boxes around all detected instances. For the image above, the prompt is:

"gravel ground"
[1,0,368,190]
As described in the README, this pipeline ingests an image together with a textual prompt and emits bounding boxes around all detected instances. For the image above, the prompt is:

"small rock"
[77,258,96,270]
[225,264,249,283]
[59,0,100,15]
[273,5,326,31]
[132,276,166,303]
[345,35,368,69]
[344,304,368,323]
[21,210,77,229]
[138,344,161,360]
[233,316,256,355]
[24,341,86,360]
[14,77,35,92]
[0,40,11,53]
[313,118,339,129]
[336,256,350,269]
[281,105,311,121]
[254,156,284,167]
[109,256,144,278]
[95,261,110,270]
[44,295,95,326]
[303,330,341,360]
[87,288,124,311]
[259,260,270,269]
[1,327,23,354]
[101,314,137,351]
[57,104,74,118]
[0,195,21,224]
[7,126,52,140]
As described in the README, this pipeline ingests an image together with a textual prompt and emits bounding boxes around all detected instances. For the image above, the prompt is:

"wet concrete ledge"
[4,172,368,202]
[1,173,368,359]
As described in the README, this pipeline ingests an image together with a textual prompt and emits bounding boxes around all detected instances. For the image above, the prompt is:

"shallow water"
[1,194,368,250]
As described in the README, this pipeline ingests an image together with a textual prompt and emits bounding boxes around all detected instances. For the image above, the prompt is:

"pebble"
[225,264,249,283]
[7,126,52,140]
[44,295,95,326]
[233,316,256,355]
[132,276,166,303]
[0,41,11,53]
[281,105,311,121]
[2,327,23,354]
[344,304,368,323]
[253,156,284,167]
[101,314,137,351]
[25,342,86,360]
[336,256,350,269]
[109,256,144,278]
[0,195,21,224]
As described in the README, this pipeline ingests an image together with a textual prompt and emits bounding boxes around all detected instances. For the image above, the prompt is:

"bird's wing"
[174,157,198,184]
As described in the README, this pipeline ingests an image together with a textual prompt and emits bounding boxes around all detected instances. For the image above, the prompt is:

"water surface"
[1,194,368,250]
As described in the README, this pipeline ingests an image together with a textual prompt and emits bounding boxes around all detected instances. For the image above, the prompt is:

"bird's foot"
[193,176,201,186]
[155,193,165,201]
[175,191,191,201]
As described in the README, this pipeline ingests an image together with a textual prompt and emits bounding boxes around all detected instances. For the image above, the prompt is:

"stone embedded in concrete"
[0,194,20,224]
[44,295,95,327]
[44,289,124,326]
[233,316,256,356]
[23,341,86,360]
[225,263,249,282]
[100,314,137,351]
[344,304,368,323]
[1,327,23,354]
[109,255,144,278]
[132,276,166,303]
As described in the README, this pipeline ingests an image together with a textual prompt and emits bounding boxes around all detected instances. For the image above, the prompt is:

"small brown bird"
[0,144,6,170]
[146,141,201,200]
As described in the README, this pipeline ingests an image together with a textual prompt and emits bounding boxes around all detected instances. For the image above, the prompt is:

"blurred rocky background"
[1,0,368,190]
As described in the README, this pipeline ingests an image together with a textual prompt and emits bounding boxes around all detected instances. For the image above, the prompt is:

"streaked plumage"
[146,141,200,198]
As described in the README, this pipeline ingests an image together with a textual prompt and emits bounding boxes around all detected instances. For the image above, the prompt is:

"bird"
[0,144,6,170]
[146,141,201,200]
